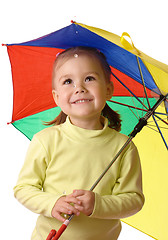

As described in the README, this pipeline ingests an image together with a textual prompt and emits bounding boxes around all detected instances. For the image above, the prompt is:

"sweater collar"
[60,116,112,143]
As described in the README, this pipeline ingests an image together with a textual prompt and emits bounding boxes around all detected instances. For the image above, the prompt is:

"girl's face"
[52,55,113,129]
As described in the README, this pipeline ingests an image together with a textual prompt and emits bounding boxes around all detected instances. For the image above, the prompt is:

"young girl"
[14,47,144,240]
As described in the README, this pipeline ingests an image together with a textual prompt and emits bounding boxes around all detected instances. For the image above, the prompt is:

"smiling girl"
[14,47,144,240]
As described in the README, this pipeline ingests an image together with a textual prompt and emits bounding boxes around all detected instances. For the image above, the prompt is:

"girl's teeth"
[75,99,90,103]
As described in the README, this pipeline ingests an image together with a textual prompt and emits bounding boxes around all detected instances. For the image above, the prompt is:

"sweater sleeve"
[90,143,145,220]
[13,135,62,218]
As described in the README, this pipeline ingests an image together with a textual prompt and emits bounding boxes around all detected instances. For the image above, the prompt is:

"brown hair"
[46,47,121,131]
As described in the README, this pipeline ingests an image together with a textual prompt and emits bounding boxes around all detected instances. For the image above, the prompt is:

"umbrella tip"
[71,20,76,24]
[46,229,57,240]
[2,44,7,46]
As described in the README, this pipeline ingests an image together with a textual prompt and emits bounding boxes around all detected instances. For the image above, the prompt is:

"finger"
[74,204,84,212]
[56,196,81,209]
[59,203,80,216]
[52,211,66,222]
[66,205,80,216]
[65,195,81,205]
[72,189,86,197]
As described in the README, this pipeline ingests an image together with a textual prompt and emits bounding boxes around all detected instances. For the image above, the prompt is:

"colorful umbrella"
[4,21,168,240]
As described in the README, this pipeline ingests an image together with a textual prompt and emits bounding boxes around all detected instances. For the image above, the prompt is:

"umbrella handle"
[46,220,70,240]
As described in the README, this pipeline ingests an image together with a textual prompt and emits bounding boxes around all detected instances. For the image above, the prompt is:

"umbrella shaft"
[90,136,133,191]
[143,94,167,120]
[130,94,167,138]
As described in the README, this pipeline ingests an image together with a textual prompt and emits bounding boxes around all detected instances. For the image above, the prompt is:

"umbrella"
[4,21,168,239]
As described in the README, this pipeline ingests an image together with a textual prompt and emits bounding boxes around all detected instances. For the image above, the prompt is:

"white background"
[0,1,167,239]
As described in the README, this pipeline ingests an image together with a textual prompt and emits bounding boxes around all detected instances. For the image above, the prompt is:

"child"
[14,47,144,240]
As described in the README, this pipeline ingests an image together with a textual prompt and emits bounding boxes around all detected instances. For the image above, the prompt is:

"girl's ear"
[106,82,114,100]
[52,90,59,106]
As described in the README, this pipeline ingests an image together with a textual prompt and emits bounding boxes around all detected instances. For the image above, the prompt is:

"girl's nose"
[74,83,87,94]
[75,88,85,94]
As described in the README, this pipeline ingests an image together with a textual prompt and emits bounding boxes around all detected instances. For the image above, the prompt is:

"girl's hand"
[52,194,81,222]
[72,190,95,216]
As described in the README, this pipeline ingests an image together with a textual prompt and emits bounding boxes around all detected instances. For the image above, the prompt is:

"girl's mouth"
[72,99,92,104]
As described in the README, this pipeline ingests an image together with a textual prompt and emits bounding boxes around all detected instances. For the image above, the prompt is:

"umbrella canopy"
[5,21,168,239]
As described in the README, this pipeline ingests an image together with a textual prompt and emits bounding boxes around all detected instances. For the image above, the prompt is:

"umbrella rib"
[111,71,149,110]
[153,113,168,126]
[152,115,168,149]
[130,94,140,119]
[128,107,139,120]
[108,100,148,112]
[136,57,151,109]
[146,125,160,133]
[108,100,168,125]
[154,112,168,116]
[147,124,168,130]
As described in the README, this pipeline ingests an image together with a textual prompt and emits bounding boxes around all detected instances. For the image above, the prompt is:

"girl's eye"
[63,79,72,85]
[85,76,95,82]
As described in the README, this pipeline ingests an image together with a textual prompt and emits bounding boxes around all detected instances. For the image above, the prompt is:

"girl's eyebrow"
[58,72,100,82]
[85,71,100,76]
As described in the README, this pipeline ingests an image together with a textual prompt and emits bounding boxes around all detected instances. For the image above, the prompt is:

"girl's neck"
[69,116,104,130]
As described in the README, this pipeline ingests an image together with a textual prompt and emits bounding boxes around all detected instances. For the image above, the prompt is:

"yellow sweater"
[14,117,144,240]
